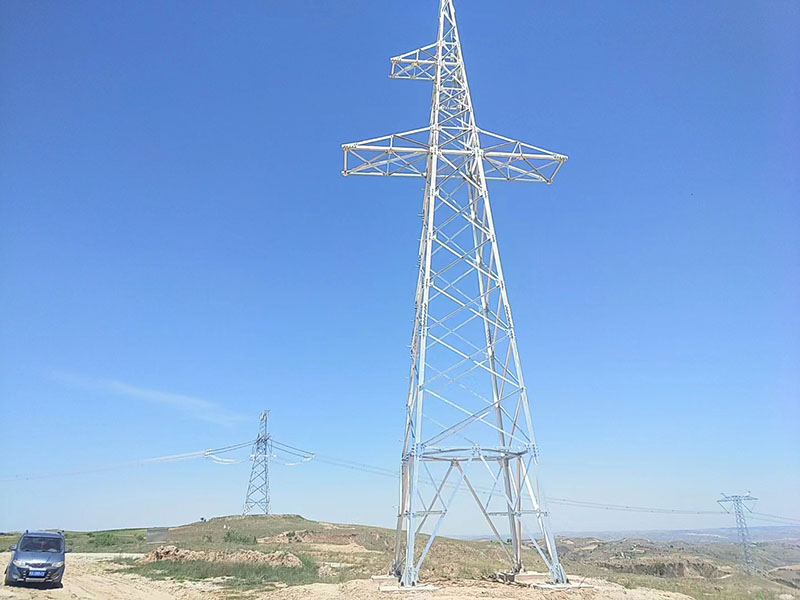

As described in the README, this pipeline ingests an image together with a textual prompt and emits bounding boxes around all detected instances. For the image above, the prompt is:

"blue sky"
[1,0,798,535]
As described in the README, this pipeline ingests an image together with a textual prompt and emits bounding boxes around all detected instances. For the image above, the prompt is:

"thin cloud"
[54,371,245,426]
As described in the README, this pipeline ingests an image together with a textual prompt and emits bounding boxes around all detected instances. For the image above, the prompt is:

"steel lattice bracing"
[342,0,568,587]
[719,493,757,574]
[243,411,272,515]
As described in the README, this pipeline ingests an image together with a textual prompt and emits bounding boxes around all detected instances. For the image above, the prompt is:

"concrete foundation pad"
[510,572,549,584]
[371,575,398,582]
[533,582,595,590]
[492,572,594,589]
[379,584,439,592]
[492,571,548,584]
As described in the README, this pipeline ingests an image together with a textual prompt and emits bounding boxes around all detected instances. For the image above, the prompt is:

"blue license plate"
[28,570,45,578]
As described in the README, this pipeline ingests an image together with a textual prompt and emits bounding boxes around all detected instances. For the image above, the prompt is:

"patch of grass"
[0,533,17,551]
[223,530,256,545]
[88,531,124,547]
[121,556,319,590]
[62,529,149,553]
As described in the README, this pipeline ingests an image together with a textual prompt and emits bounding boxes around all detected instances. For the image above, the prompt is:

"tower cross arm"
[478,129,568,184]
[389,43,441,81]
[342,127,430,177]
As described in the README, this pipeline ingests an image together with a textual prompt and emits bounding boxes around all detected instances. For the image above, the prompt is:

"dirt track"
[0,554,190,600]
[0,553,694,600]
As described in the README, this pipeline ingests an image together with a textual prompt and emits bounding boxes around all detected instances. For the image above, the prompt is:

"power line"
[282,449,800,525]
[4,437,799,530]
[268,443,798,524]
[749,514,800,526]
[0,439,254,483]
[547,497,726,516]
[270,439,315,455]
[751,512,800,525]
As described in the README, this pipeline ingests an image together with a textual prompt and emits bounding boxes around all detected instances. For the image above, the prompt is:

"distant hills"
[559,525,800,544]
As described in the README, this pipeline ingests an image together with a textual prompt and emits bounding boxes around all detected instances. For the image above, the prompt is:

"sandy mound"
[142,545,303,568]
[276,530,313,543]
[142,545,206,562]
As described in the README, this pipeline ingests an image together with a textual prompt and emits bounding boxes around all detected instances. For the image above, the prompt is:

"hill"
[2,515,799,599]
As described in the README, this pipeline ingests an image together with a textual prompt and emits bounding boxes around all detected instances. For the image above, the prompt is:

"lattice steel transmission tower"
[243,411,272,515]
[719,493,757,574]
[342,0,568,587]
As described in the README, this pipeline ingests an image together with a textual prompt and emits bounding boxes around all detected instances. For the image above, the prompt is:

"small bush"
[223,530,256,545]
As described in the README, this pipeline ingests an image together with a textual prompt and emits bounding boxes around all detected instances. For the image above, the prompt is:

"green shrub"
[223,530,256,545]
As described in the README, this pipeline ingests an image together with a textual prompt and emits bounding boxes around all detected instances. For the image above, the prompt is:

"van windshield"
[19,536,63,553]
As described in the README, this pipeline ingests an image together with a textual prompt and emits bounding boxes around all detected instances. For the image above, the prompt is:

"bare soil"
[141,545,303,567]
[0,553,695,600]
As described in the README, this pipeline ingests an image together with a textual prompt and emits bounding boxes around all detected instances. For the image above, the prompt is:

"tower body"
[243,411,271,515]
[342,0,568,586]
[719,493,756,574]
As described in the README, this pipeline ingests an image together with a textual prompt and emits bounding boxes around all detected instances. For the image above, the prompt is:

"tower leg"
[500,457,522,572]
[392,458,409,578]
[400,450,421,586]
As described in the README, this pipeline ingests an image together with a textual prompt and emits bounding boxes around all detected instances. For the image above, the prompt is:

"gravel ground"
[0,552,694,600]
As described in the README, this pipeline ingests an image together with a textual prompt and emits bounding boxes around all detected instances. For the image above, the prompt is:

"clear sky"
[1,0,798,535]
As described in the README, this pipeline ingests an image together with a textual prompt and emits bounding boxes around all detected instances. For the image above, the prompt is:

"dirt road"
[0,553,694,600]
[0,553,197,600]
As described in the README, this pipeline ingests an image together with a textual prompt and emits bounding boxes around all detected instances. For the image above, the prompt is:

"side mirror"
[65,547,73,553]
[9,545,16,551]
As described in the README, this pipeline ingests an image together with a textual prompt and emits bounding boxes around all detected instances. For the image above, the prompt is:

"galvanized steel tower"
[719,493,757,574]
[243,411,272,515]
[342,0,568,587]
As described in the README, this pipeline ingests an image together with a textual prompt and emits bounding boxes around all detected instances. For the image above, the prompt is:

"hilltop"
[2,515,798,599]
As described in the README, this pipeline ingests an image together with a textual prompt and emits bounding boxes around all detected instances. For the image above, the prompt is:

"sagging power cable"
[269,442,800,523]
[0,439,255,482]
[4,437,798,527]
[546,497,726,516]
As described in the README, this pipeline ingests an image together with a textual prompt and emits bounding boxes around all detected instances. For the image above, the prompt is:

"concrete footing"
[373,575,439,593]
[492,571,547,584]
[491,571,593,589]
[533,582,594,590]
[379,584,439,592]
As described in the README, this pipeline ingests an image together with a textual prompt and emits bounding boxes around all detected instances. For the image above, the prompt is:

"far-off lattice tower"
[243,411,271,515]
[719,493,757,574]
[342,0,568,587]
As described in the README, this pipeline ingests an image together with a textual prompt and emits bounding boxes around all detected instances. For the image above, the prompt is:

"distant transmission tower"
[718,493,756,574]
[243,411,272,515]
[342,0,568,587]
